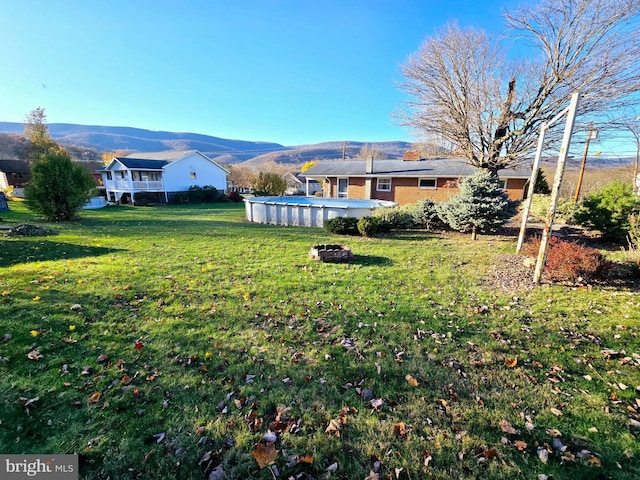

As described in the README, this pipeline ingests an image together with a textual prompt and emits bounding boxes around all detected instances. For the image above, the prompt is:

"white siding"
[163,153,227,192]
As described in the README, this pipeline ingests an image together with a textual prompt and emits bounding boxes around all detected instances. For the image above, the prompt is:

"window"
[376,178,391,192]
[499,179,507,190]
[419,178,437,189]
[337,178,348,197]
[190,171,197,179]
[105,171,112,180]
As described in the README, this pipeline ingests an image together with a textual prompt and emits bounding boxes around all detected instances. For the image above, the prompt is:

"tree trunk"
[471,225,477,241]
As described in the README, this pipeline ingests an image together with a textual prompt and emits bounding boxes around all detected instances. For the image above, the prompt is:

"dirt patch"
[6,224,55,237]
[486,253,537,293]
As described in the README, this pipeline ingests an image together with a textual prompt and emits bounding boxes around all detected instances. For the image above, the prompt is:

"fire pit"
[309,244,354,262]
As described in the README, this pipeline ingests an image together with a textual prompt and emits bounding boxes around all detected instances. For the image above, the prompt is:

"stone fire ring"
[309,244,354,262]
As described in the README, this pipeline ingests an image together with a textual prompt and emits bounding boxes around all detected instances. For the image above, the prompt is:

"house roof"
[0,159,30,173]
[302,159,531,179]
[111,150,229,173]
[123,150,196,161]
[113,157,169,170]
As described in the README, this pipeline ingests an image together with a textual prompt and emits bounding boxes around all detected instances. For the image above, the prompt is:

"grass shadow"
[0,240,122,267]
[350,254,393,266]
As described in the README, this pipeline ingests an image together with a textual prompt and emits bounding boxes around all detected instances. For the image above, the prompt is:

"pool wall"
[244,196,396,227]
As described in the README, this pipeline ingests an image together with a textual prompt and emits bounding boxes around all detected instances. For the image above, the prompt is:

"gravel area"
[486,253,538,293]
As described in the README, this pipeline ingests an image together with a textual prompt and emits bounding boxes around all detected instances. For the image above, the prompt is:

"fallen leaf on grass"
[550,407,563,416]
[364,472,379,480]
[299,453,314,464]
[546,428,562,437]
[537,446,549,464]
[393,422,407,437]
[88,391,102,404]
[17,396,40,408]
[505,357,518,368]
[499,419,519,435]
[250,442,278,469]
[27,349,43,361]
[207,466,226,480]
[483,449,499,460]
[325,418,343,437]
[61,337,77,344]
[405,374,419,387]
[514,440,528,451]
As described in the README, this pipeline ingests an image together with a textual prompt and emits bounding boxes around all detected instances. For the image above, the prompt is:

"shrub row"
[169,186,227,204]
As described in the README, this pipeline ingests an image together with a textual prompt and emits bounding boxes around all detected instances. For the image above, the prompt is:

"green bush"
[168,192,189,204]
[325,216,359,235]
[529,194,580,224]
[411,198,448,230]
[574,181,639,242]
[356,216,391,237]
[372,206,416,230]
[187,185,224,203]
[24,148,96,221]
[133,192,162,206]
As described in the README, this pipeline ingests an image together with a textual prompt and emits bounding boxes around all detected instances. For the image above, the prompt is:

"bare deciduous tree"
[399,0,640,174]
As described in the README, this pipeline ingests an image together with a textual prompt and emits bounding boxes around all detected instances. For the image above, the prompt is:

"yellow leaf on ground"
[250,442,278,469]
[405,374,419,387]
[505,357,518,368]
[325,418,342,437]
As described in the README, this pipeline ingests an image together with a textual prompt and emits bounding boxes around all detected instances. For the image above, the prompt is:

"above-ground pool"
[244,196,397,227]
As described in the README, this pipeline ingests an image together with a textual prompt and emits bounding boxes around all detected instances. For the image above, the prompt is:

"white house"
[101,150,228,204]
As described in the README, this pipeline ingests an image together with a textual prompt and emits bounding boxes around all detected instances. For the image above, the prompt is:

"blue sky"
[0,0,518,147]
[4,0,635,157]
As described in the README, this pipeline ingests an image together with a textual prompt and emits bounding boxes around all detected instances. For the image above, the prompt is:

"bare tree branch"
[398,0,640,173]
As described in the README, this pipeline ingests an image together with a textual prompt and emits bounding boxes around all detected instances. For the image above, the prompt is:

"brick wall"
[323,176,527,204]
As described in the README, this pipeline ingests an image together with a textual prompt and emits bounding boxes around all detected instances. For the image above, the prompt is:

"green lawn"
[1,200,638,479]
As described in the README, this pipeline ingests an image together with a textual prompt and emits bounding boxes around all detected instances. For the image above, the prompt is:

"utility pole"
[533,91,580,284]
[342,141,346,162]
[573,123,597,202]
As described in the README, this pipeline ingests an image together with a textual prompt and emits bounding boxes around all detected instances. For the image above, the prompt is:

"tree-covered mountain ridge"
[0,122,412,165]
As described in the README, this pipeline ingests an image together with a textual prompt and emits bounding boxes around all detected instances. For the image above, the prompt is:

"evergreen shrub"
[325,216,359,235]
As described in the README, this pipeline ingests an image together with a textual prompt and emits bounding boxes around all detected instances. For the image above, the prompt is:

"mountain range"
[0,122,411,166]
[0,122,634,171]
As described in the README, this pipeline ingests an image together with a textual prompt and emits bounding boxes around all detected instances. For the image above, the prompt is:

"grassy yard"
[0,200,638,480]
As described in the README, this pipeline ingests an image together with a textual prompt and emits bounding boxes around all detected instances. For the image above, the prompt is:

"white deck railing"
[105,180,164,191]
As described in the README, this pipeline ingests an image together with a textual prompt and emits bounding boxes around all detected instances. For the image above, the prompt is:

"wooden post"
[533,92,580,284]
[516,106,574,254]
[573,122,594,202]
[516,126,547,254]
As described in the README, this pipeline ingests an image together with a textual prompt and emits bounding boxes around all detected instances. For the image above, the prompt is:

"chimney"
[365,156,374,174]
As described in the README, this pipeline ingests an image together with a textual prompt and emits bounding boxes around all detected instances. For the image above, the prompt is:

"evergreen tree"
[24,107,57,163]
[24,148,96,221]
[533,169,551,194]
[436,170,512,240]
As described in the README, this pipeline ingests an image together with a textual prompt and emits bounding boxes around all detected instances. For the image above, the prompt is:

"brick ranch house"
[301,157,531,205]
